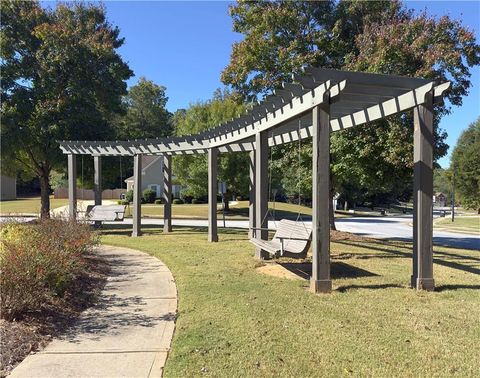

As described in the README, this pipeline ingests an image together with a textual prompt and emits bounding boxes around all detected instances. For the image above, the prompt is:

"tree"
[451,118,480,213]
[1,1,132,217]
[114,77,172,140]
[173,89,249,206]
[221,0,480,227]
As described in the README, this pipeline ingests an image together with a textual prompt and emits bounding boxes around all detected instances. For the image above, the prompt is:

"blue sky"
[44,1,480,168]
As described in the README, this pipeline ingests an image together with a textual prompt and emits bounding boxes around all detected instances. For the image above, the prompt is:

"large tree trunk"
[39,169,51,219]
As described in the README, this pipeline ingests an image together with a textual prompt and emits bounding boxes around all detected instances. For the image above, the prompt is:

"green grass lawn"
[0,196,68,215]
[101,226,480,377]
[435,216,480,234]
[125,200,353,220]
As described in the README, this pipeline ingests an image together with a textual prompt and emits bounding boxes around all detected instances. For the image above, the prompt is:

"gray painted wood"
[132,155,142,237]
[413,91,435,291]
[248,151,256,239]
[255,131,269,259]
[93,156,102,227]
[310,104,332,293]
[208,148,218,242]
[250,219,312,257]
[68,154,77,220]
[163,155,172,233]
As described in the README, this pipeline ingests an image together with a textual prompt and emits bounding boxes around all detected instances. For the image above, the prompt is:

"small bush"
[154,199,164,205]
[173,198,184,204]
[125,190,134,203]
[117,200,129,205]
[0,219,98,320]
[142,189,156,204]
[191,199,200,204]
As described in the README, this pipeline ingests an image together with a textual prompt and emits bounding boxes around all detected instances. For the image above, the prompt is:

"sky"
[43,1,480,168]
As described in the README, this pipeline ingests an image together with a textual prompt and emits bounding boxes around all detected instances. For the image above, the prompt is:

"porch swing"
[79,155,126,223]
[249,121,312,258]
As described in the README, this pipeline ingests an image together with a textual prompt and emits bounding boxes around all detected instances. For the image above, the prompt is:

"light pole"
[451,166,455,222]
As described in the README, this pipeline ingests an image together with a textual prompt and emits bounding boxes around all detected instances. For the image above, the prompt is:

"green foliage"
[173,198,184,204]
[49,170,68,190]
[125,190,134,203]
[433,168,453,203]
[173,89,249,199]
[154,199,164,205]
[142,188,157,204]
[0,219,98,320]
[222,0,480,205]
[451,118,480,212]
[114,77,172,140]
[0,1,132,217]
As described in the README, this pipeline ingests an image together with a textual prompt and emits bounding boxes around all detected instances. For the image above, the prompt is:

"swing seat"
[250,219,312,258]
[85,205,126,222]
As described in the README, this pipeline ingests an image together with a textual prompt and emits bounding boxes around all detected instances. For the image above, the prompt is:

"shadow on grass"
[279,261,378,280]
[435,284,480,292]
[336,239,480,276]
[336,283,404,292]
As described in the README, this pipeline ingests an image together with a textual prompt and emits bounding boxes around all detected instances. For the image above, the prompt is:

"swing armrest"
[276,236,312,241]
[250,227,276,232]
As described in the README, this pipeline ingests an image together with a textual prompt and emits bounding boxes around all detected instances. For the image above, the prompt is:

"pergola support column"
[163,155,172,233]
[255,131,269,259]
[208,148,218,242]
[93,155,102,227]
[310,104,332,293]
[248,150,256,238]
[67,154,77,221]
[132,154,142,237]
[412,92,435,291]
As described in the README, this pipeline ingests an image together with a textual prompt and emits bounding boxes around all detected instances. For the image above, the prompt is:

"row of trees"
[433,118,480,213]
[2,1,479,218]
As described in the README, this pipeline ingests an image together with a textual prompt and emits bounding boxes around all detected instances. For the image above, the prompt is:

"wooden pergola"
[59,67,450,293]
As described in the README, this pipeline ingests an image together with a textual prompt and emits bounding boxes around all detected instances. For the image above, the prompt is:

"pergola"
[59,67,450,293]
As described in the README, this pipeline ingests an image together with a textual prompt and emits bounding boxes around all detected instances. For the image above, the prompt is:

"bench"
[250,219,312,258]
[85,205,126,222]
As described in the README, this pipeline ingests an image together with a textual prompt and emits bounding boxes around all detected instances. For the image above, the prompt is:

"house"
[0,175,17,200]
[125,156,181,198]
[433,192,447,207]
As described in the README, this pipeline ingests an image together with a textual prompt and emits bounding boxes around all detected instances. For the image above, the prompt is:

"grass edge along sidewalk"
[101,225,480,377]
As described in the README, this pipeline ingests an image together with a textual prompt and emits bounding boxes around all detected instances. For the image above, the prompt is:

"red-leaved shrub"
[0,219,98,320]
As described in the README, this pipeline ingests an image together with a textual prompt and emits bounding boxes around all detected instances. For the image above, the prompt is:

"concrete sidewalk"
[10,245,177,378]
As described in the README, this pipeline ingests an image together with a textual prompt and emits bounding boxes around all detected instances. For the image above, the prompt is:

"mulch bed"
[0,250,110,377]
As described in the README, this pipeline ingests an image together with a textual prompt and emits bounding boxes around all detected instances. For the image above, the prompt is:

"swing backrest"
[86,205,126,221]
[272,219,312,254]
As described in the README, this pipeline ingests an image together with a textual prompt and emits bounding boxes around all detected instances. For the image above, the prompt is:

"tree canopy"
[451,118,480,212]
[221,0,480,212]
[1,1,132,216]
[114,77,172,140]
[173,89,249,202]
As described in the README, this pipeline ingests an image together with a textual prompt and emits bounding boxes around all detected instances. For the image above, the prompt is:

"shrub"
[142,189,156,204]
[125,189,134,203]
[154,199,164,205]
[173,198,184,204]
[0,219,98,320]
[191,199,200,204]
[117,200,129,205]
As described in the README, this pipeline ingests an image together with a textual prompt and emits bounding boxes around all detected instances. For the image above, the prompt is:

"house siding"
[0,175,16,200]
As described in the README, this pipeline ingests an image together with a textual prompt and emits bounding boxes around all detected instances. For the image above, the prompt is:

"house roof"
[125,155,161,182]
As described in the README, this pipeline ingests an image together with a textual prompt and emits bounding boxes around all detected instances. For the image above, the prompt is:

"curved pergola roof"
[58,67,450,156]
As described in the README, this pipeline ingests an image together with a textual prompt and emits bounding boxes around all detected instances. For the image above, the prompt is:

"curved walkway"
[10,245,177,378]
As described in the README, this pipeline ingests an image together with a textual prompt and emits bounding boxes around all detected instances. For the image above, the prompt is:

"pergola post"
[255,131,269,259]
[163,155,172,233]
[93,155,102,227]
[310,103,332,294]
[208,147,218,242]
[248,150,256,238]
[67,154,77,221]
[132,154,142,237]
[412,91,435,291]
